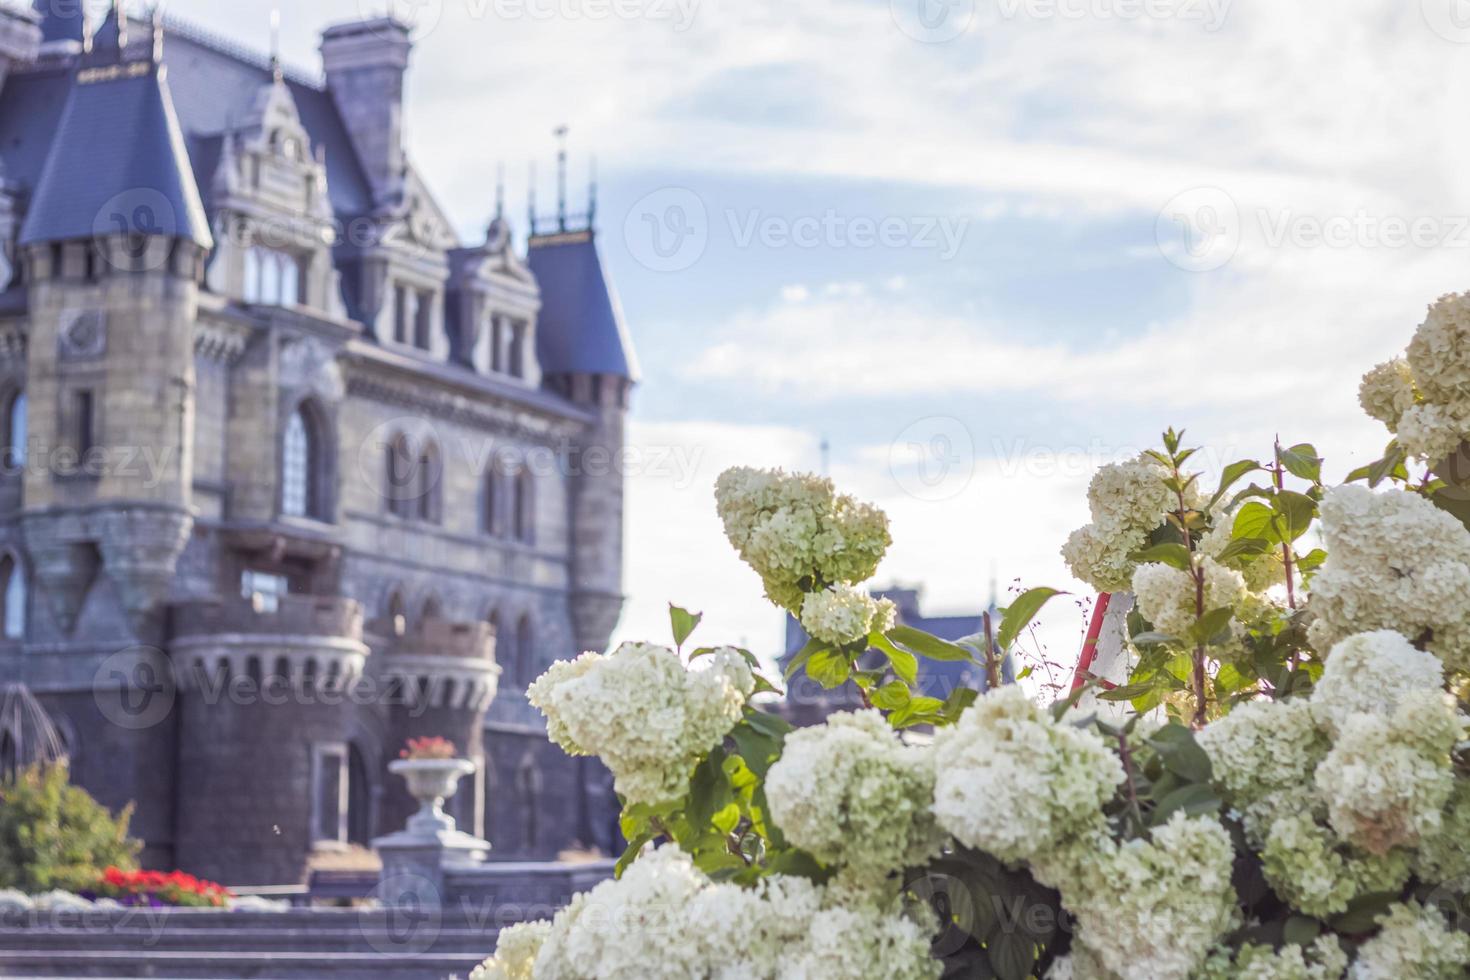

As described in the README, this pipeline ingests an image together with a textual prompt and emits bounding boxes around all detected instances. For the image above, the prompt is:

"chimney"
[320,17,412,211]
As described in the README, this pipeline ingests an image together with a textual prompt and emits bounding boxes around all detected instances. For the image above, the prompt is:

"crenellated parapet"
[170,594,367,693]
[369,618,499,713]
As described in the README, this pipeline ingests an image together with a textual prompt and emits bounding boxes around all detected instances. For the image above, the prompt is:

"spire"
[269,7,282,83]
[151,2,164,62]
[494,161,505,221]
[820,435,831,476]
[527,159,536,236]
[554,124,568,232]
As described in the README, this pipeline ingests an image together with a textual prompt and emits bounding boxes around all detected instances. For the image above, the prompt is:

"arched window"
[0,728,15,782]
[513,470,534,544]
[417,442,442,524]
[482,469,499,536]
[385,434,415,519]
[386,591,407,637]
[421,595,443,624]
[282,408,313,518]
[346,742,372,846]
[1,555,24,641]
[516,615,534,689]
[6,391,25,469]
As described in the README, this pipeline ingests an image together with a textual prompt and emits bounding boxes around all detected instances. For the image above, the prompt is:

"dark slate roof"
[34,0,80,44]
[19,58,211,248]
[528,230,640,380]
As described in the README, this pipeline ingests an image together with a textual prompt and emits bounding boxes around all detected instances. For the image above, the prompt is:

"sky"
[164,0,1470,669]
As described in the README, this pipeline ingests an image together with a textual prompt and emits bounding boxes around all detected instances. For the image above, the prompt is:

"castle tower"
[528,224,638,656]
[18,10,210,638]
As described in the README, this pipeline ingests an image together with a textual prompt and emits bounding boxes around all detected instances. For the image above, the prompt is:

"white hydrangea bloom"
[931,686,1124,865]
[1315,689,1462,856]
[469,921,549,980]
[527,643,754,807]
[529,846,940,980]
[1310,630,1445,737]
[1348,902,1470,980]
[766,710,942,884]
[1406,291,1470,405]
[715,467,890,611]
[1306,486,1470,673]
[1358,358,1419,432]
[1131,558,1247,638]
[799,586,897,646]
[1061,454,1183,594]
[1413,777,1470,884]
[1397,401,1470,465]
[1197,938,1348,980]
[1049,814,1238,980]
[1061,522,1149,594]
[1198,698,1329,843]
[1259,812,1410,919]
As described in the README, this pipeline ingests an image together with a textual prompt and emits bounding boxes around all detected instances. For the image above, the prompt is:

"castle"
[0,2,635,886]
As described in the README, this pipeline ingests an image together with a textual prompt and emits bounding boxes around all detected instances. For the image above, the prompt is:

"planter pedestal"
[372,758,491,909]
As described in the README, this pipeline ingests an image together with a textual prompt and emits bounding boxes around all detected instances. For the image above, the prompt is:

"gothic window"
[482,468,500,536]
[73,390,94,454]
[1,555,24,640]
[281,406,315,519]
[414,290,434,351]
[386,591,408,637]
[393,285,409,344]
[490,316,505,374]
[513,469,534,544]
[417,441,442,524]
[516,614,534,690]
[422,595,443,624]
[508,321,526,379]
[244,247,303,307]
[5,391,25,469]
[385,434,415,519]
[515,751,541,851]
[311,742,349,845]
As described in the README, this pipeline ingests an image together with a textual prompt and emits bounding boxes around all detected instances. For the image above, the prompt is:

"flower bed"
[85,867,231,909]
[471,290,1470,979]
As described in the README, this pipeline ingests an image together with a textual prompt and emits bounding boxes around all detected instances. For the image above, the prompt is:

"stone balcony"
[368,619,500,713]
[170,595,369,692]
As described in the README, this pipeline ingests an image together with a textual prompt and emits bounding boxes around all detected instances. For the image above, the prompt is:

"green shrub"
[0,762,139,893]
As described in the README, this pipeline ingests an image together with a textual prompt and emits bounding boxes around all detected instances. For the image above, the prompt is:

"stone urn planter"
[388,757,476,836]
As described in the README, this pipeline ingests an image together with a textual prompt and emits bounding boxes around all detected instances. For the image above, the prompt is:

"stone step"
[0,926,498,955]
[0,949,485,979]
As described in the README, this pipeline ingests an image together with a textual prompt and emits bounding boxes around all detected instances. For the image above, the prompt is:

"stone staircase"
[0,907,502,978]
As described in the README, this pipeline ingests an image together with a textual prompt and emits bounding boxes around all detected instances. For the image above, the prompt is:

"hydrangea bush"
[472,293,1470,979]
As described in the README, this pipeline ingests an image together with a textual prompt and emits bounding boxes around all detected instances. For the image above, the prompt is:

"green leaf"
[783,639,822,681]
[670,604,702,650]
[1214,536,1271,563]
[1283,915,1322,948]
[1278,444,1323,483]
[1367,441,1407,488]
[1330,891,1399,934]
[615,828,655,877]
[1130,543,1193,571]
[887,625,973,663]
[687,749,734,830]
[997,587,1066,651]
[987,929,1035,980]
[806,649,852,689]
[1190,606,1236,645]
[1274,490,1317,543]
[1232,501,1277,543]
[1147,724,1213,784]
[941,687,979,724]
[1150,783,1221,825]
[869,632,919,685]
[871,681,912,711]
[1131,631,1182,648]
[1296,548,1328,573]
[1209,459,1263,509]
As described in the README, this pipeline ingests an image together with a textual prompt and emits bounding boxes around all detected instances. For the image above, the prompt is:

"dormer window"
[244,246,303,307]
